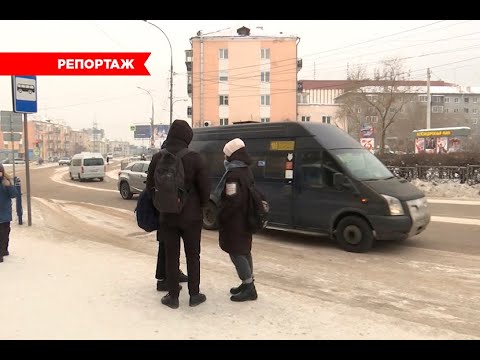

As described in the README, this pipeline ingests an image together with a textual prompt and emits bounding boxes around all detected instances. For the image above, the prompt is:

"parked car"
[58,157,71,166]
[117,160,150,199]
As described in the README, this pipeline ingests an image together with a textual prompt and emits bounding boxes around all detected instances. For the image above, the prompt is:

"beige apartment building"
[185,26,301,127]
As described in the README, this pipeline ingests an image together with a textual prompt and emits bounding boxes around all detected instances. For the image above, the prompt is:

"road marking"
[427,198,480,206]
[50,167,117,193]
[431,216,480,226]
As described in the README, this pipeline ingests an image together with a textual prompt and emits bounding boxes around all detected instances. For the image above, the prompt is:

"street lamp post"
[137,86,155,150]
[143,20,173,127]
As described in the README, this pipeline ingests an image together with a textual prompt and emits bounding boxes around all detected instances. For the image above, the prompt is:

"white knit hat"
[223,138,245,157]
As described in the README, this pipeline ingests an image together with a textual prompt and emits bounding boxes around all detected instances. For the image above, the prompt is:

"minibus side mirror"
[333,172,352,190]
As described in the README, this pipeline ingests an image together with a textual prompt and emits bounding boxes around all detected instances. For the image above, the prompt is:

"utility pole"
[426,68,431,129]
[199,30,204,128]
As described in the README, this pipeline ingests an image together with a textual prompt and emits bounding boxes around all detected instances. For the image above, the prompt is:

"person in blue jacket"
[0,164,18,263]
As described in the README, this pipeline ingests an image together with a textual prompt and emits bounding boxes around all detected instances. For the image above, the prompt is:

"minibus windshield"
[331,148,393,181]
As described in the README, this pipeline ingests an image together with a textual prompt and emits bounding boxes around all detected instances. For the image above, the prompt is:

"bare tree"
[336,58,418,154]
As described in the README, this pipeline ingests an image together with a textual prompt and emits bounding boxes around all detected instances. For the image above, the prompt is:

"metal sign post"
[12,75,37,227]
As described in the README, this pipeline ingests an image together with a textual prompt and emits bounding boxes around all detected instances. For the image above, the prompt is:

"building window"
[454,98,459,103]
[464,108,469,113]
[473,98,478,103]
[261,118,270,123]
[357,108,362,113]
[473,109,478,114]
[301,116,310,122]
[261,95,270,106]
[322,116,331,124]
[261,48,270,59]
[187,107,192,116]
[220,118,229,126]
[454,108,459,113]
[219,71,228,82]
[445,97,450,103]
[297,93,309,104]
[418,95,428,102]
[219,95,229,106]
[432,96,443,103]
[432,106,444,113]
[465,97,469,103]
[445,108,449,113]
[260,71,270,82]
[219,48,228,59]
[366,95,378,102]
[472,119,478,125]
[366,115,378,123]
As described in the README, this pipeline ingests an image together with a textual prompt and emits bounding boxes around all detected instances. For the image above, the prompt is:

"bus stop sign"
[12,76,37,113]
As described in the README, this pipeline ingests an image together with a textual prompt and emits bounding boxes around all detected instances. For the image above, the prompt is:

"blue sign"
[12,76,37,113]
[134,125,152,139]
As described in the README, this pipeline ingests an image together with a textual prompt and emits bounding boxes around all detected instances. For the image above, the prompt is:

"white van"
[69,152,106,182]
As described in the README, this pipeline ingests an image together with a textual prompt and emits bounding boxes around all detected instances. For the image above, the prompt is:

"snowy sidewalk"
[0,198,475,340]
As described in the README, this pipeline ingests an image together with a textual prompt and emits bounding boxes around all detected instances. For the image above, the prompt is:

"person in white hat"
[217,138,258,302]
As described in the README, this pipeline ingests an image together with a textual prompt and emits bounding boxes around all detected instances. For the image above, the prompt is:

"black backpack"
[153,148,190,214]
[134,188,160,232]
[246,182,269,233]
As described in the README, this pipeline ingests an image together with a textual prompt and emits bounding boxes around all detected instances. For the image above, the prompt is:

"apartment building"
[185,26,301,127]
[296,80,453,131]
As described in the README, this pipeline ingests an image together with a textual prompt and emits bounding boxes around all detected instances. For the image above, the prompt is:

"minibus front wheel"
[203,201,219,230]
[335,216,374,253]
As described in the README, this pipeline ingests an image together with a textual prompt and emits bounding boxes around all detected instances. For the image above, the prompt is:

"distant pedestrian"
[0,164,19,263]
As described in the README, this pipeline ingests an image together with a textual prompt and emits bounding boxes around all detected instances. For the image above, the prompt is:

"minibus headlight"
[382,194,404,216]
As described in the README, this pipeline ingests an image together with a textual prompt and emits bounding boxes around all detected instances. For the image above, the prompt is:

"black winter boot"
[161,293,179,309]
[189,293,207,307]
[230,282,258,302]
[230,283,247,295]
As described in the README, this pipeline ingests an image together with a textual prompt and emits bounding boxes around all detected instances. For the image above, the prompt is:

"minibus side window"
[301,151,323,187]
[301,151,341,188]
[265,152,287,179]
[322,152,341,187]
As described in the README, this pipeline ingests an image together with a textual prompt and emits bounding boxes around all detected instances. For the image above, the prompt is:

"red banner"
[0,52,151,75]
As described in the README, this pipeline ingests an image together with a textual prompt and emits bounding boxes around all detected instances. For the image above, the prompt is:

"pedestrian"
[0,164,19,263]
[146,119,210,309]
[217,138,258,302]
[154,140,189,291]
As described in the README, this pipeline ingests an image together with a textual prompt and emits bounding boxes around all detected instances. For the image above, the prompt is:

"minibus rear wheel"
[335,216,374,253]
[203,201,219,230]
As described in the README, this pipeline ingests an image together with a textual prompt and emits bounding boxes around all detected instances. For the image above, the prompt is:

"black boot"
[189,293,207,307]
[230,282,257,302]
[161,293,179,309]
[230,283,247,295]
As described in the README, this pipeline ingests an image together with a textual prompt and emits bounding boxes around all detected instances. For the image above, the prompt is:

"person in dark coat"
[218,138,258,302]
[0,164,18,263]
[154,140,189,292]
[146,119,210,309]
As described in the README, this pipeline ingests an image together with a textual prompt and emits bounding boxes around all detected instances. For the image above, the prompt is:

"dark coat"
[146,120,210,226]
[218,148,254,255]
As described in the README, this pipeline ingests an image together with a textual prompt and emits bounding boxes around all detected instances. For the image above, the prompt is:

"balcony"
[187,84,192,95]
[185,50,193,72]
[187,106,192,118]
[297,58,302,71]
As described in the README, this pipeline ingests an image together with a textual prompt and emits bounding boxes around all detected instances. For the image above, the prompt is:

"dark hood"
[365,177,425,201]
[163,120,193,152]
[227,147,252,166]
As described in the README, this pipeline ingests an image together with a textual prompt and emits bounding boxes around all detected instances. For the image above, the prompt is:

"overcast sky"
[0,20,479,143]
